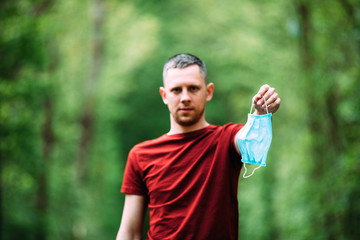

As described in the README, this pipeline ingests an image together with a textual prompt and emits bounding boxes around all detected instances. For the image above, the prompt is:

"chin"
[176,117,199,127]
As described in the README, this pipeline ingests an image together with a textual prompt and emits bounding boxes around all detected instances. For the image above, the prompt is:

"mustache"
[178,105,194,110]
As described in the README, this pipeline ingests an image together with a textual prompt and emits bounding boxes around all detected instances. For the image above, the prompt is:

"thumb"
[253,94,263,107]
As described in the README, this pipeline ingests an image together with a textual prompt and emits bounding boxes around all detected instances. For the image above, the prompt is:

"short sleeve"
[121,147,148,196]
[223,123,244,153]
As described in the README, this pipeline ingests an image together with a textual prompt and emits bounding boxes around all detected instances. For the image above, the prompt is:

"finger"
[268,98,281,113]
[258,87,275,108]
[262,92,278,108]
[256,85,276,106]
[263,87,276,102]
[257,84,270,97]
[253,94,262,106]
[253,84,270,105]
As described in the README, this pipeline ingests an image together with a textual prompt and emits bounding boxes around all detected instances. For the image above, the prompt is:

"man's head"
[163,53,208,85]
[160,53,214,131]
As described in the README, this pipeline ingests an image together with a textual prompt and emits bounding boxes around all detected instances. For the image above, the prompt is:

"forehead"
[164,65,206,88]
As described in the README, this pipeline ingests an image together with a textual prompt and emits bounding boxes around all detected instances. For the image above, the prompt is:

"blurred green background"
[1,0,359,239]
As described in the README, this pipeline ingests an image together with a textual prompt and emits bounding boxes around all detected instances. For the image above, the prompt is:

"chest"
[142,139,220,204]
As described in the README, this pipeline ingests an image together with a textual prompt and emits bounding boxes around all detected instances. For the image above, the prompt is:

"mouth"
[178,107,194,113]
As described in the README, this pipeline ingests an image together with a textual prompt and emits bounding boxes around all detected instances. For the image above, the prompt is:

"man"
[116,53,281,240]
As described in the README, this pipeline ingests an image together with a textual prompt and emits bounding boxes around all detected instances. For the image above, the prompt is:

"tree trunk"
[35,98,55,240]
[296,0,360,238]
[77,0,104,183]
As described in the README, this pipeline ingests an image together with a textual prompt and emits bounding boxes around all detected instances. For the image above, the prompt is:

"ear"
[206,83,214,102]
[159,87,168,105]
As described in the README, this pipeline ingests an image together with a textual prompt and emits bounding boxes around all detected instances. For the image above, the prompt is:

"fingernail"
[257,101,261,105]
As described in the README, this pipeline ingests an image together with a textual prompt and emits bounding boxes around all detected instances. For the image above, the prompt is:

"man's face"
[160,64,214,127]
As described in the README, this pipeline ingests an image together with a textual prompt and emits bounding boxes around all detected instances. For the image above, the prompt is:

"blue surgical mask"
[236,97,272,178]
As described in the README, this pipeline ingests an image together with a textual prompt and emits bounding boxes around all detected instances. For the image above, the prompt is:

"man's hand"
[252,84,281,115]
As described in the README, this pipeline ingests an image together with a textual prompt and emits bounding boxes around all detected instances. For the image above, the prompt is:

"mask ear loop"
[264,96,269,114]
[243,164,262,178]
[243,96,269,178]
[249,96,269,114]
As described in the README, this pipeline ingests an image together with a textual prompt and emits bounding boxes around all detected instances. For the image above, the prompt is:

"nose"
[180,89,191,103]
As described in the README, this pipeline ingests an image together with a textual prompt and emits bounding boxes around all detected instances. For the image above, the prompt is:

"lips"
[178,107,194,113]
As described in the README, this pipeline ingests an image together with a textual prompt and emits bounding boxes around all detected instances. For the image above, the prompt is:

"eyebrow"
[170,83,201,89]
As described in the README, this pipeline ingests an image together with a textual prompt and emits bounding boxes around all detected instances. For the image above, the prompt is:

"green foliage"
[1,0,359,239]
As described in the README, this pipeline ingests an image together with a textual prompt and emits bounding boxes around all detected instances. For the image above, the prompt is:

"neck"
[167,115,210,135]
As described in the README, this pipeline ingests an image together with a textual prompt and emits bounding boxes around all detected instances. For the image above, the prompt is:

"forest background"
[1,0,359,239]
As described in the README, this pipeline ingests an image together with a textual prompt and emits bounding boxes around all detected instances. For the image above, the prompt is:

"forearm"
[116,229,142,240]
[116,194,146,240]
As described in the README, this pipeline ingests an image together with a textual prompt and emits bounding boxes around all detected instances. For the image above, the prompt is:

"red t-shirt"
[121,123,244,240]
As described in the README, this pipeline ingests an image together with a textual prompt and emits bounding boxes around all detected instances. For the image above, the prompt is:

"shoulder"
[128,134,170,159]
[209,123,244,145]
[216,123,244,134]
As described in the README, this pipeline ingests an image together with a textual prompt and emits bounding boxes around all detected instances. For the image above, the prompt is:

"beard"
[173,105,205,127]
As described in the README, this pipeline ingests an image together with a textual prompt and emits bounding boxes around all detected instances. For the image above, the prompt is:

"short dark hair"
[162,53,208,84]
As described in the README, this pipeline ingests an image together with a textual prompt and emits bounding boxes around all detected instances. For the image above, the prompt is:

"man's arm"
[116,194,147,240]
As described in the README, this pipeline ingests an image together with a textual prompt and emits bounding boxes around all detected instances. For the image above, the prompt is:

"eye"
[189,86,199,92]
[171,87,181,93]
